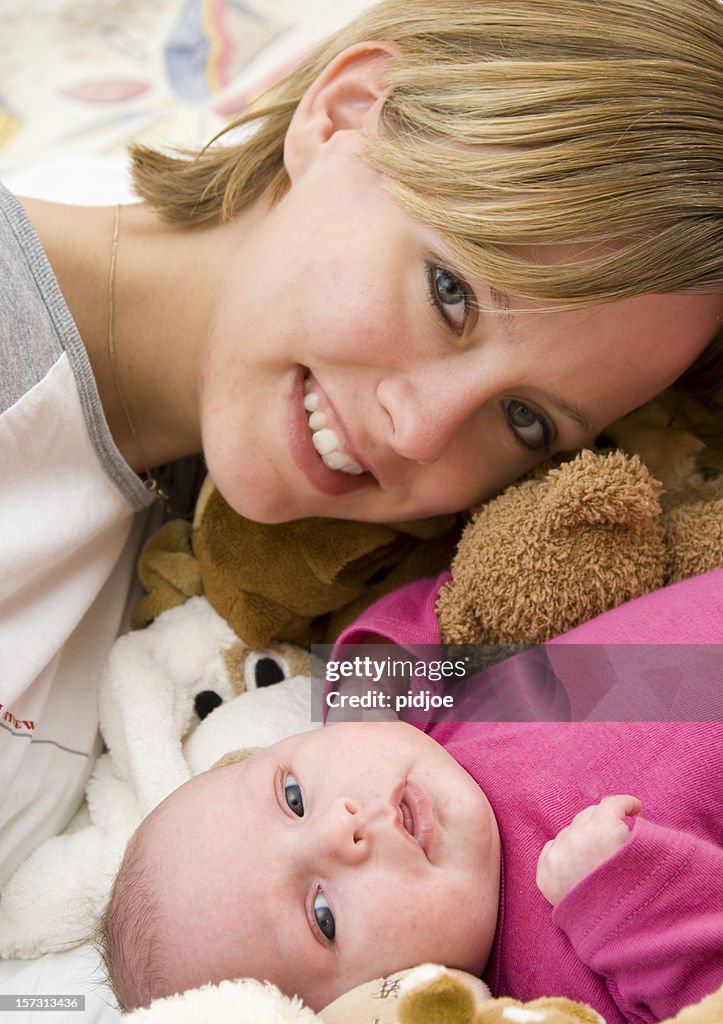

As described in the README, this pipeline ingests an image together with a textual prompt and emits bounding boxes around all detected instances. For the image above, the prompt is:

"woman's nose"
[310,798,370,866]
[376,360,488,464]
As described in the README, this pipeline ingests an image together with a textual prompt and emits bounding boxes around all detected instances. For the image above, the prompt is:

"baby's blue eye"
[284,773,304,817]
[314,891,335,941]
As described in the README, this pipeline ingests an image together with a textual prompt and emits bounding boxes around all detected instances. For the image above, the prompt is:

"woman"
[1,0,721,887]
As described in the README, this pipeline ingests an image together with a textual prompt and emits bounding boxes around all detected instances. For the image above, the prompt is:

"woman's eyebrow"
[488,286,518,339]
[487,286,595,434]
[536,387,595,435]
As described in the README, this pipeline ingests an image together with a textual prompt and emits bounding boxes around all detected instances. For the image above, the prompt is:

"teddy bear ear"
[321,965,488,1024]
[542,449,663,529]
[395,965,487,1024]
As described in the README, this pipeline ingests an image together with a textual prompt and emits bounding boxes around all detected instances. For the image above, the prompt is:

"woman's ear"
[284,42,398,180]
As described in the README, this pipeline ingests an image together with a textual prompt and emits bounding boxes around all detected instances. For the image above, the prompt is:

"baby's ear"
[212,747,261,769]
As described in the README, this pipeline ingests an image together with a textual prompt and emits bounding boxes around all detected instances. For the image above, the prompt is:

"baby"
[101,720,723,1022]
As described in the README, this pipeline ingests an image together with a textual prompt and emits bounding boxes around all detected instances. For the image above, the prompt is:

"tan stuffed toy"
[192,478,461,648]
[436,442,723,646]
[120,963,723,1024]
[602,397,723,584]
[133,476,461,645]
[394,967,723,1024]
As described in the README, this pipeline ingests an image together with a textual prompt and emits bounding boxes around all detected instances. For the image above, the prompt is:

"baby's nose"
[312,798,370,866]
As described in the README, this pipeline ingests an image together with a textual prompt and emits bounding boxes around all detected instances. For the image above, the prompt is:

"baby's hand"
[536,794,642,906]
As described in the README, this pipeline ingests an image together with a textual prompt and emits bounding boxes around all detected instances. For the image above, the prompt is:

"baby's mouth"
[398,781,435,859]
[303,375,363,475]
[399,799,415,838]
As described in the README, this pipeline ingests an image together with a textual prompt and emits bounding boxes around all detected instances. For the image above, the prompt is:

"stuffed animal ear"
[542,450,662,529]
[395,964,484,1024]
[211,748,260,770]
[666,496,723,583]
[320,965,490,1024]
[132,520,203,629]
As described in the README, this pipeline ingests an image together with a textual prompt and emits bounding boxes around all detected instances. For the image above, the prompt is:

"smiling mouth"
[303,375,363,476]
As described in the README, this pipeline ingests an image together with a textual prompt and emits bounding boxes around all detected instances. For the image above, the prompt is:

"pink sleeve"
[552,817,723,1022]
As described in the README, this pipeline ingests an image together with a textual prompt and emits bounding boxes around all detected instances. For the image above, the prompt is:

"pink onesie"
[330,570,723,1023]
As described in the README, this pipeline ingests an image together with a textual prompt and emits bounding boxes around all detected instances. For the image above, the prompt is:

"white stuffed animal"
[0,597,320,960]
[120,963,493,1024]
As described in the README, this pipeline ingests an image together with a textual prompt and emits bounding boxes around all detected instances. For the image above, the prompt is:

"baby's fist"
[536,794,641,906]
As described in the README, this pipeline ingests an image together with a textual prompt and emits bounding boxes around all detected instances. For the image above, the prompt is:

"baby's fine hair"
[99,750,258,1010]
[131,0,722,443]
[99,827,161,1012]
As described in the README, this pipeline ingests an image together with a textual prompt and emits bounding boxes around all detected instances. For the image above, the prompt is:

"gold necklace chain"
[107,204,169,510]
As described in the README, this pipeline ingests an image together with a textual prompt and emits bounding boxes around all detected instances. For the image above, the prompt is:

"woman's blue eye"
[503,399,551,452]
[435,268,465,307]
[284,773,304,817]
[427,265,469,333]
[314,891,335,942]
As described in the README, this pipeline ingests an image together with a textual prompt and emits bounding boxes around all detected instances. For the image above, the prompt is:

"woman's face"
[199,126,723,524]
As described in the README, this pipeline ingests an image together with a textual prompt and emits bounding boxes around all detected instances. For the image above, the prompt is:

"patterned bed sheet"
[1,0,369,191]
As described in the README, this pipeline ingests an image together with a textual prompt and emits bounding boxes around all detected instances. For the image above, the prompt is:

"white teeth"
[303,382,363,475]
[308,410,326,431]
[312,428,340,456]
[322,450,354,470]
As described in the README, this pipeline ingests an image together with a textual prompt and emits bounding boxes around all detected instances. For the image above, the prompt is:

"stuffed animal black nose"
[254,657,286,688]
[194,689,223,720]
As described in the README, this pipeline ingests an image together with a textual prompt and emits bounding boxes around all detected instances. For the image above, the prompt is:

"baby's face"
[140,722,500,1010]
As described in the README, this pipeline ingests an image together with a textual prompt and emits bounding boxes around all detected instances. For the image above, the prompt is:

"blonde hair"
[131,0,722,441]
[132,0,722,302]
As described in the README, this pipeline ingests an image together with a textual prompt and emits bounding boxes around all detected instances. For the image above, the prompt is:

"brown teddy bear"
[603,397,723,585]
[133,476,461,646]
[435,407,722,646]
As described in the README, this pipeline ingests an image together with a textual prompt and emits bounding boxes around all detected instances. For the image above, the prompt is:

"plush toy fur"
[436,439,722,646]
[132,478,461,646]
[193,481,462,648]
[120,963,723,1024]
[604,399,723,584]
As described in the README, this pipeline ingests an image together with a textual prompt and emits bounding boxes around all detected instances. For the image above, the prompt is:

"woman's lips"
[288,368,372,498]
[400,780,436,859]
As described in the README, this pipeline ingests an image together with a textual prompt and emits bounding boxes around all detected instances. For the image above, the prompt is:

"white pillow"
[0,943,119,1024]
